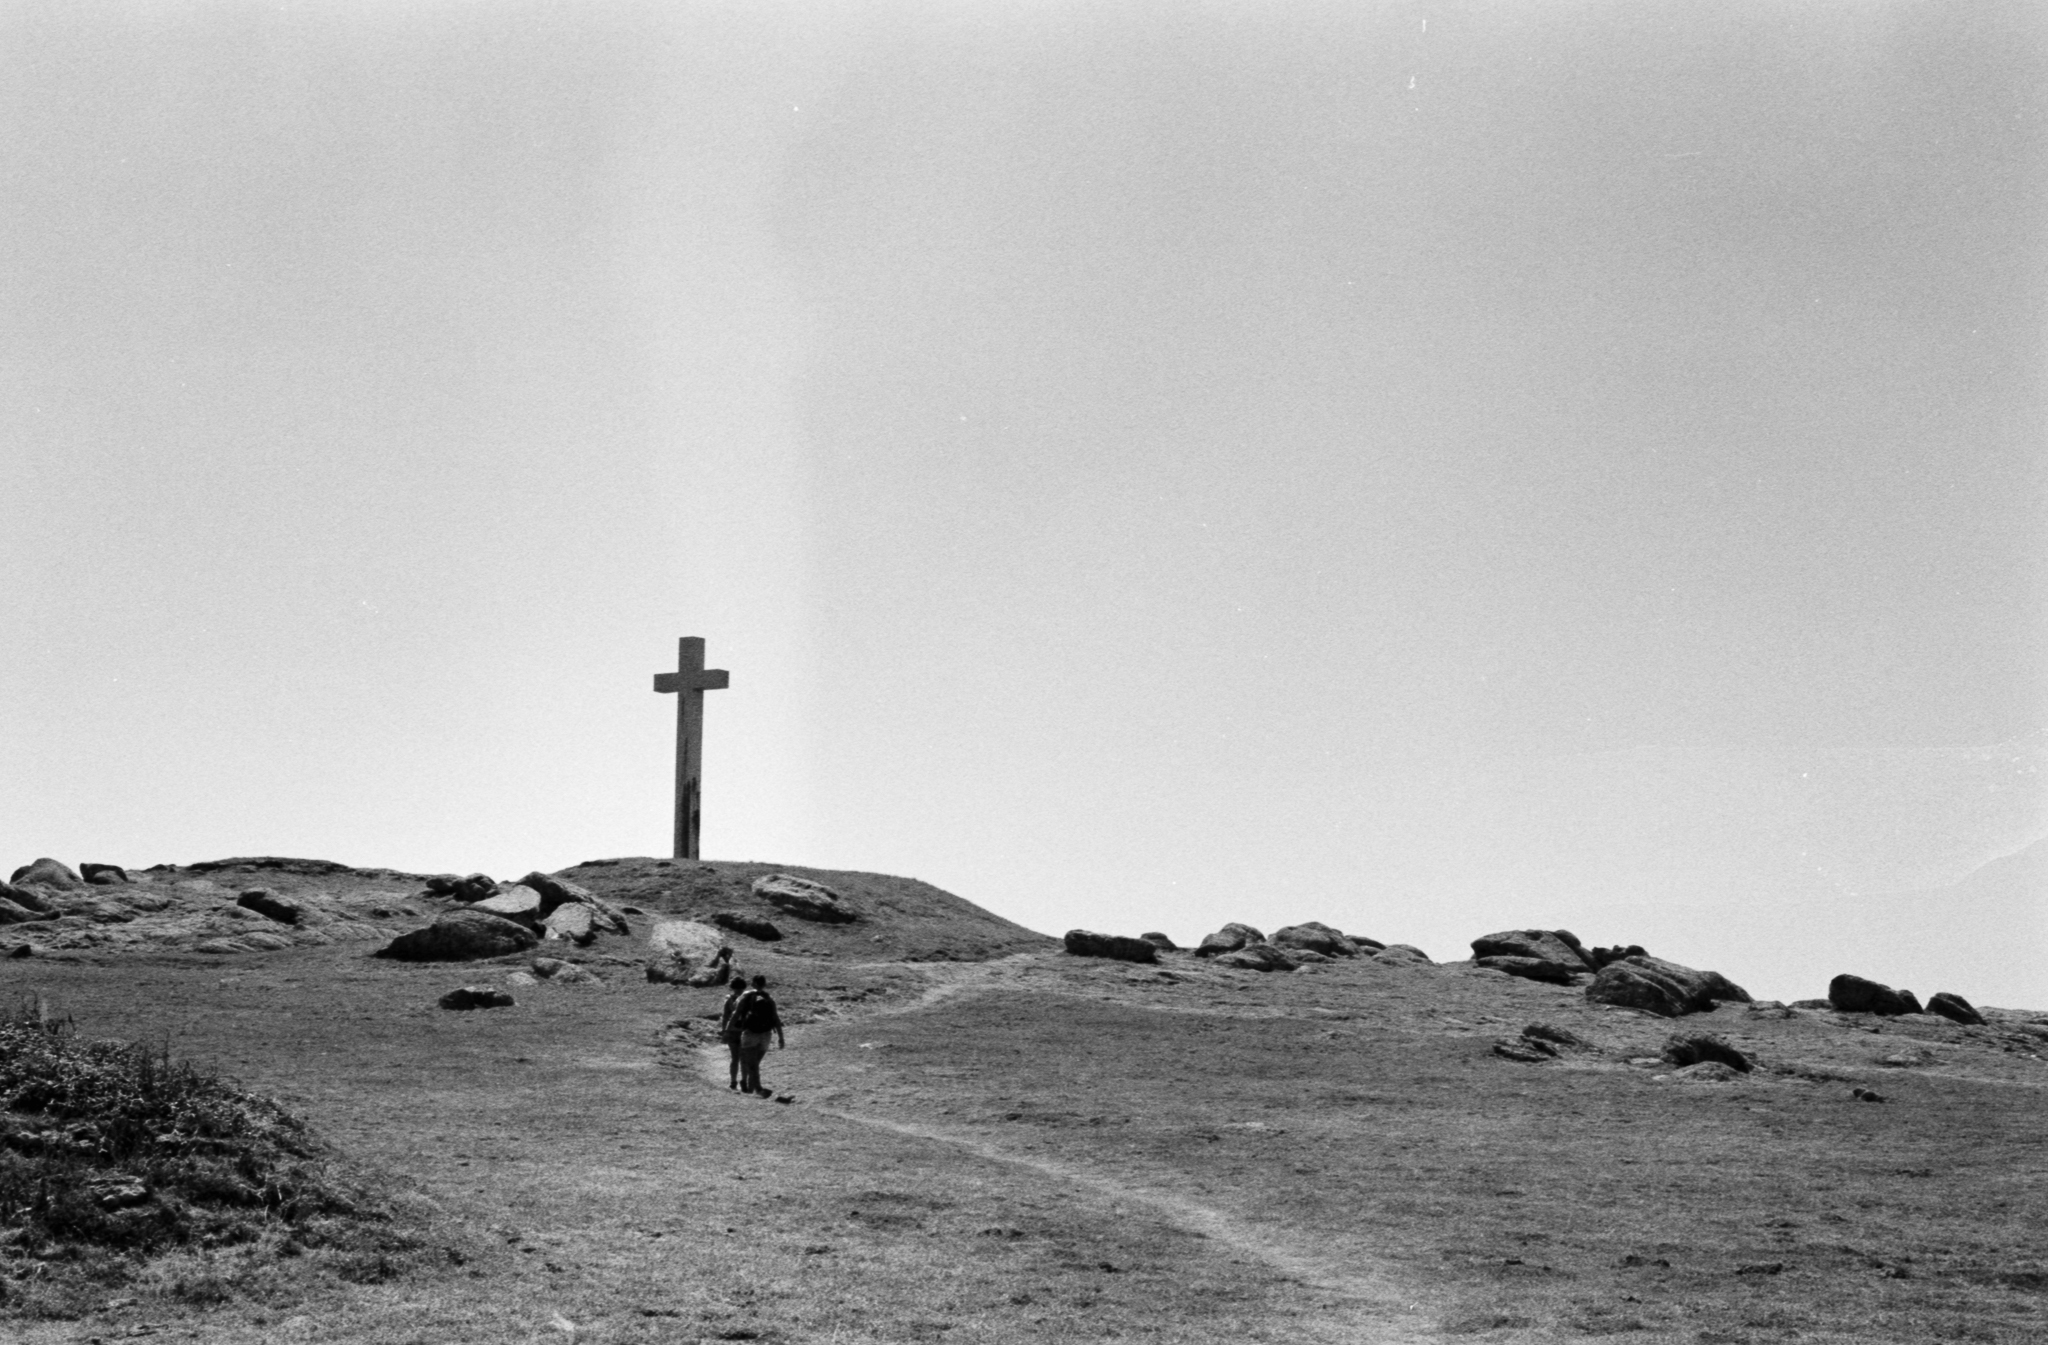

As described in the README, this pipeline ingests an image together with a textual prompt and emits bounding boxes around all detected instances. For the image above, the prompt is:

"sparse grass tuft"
[0,997,429,1319]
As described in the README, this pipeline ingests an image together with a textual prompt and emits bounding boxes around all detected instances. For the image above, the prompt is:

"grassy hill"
[4,854,2046,1342]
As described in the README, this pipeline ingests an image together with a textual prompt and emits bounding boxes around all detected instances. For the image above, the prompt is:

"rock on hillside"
[551,857,1052,963]
[1585,955,1751,1017]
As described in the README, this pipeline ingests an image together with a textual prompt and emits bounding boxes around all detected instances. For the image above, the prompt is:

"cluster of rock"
[1061,919,1432,973]
[1824,974,1984,1026]
[374,870,632,962]
[2,858,396,956]
[437,956,608,1009]
[1463,929,1754,1019]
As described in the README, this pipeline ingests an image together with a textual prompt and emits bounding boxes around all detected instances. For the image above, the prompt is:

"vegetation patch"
[0,999,431,1319]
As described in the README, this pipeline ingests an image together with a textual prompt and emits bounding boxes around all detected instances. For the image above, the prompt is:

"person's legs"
[727,1039,741,1089]
[739,1045,764,1094]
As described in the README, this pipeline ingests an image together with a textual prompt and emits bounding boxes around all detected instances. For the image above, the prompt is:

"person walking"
[718,976,748,1091]
[734,974,784,1097]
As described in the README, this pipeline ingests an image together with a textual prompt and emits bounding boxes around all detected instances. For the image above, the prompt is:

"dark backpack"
[735,990,777,1034]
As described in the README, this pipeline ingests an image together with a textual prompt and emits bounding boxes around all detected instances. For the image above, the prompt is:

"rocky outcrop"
[375,909,539,961]
[1139,932,1177,951]
[1476,955,1581,984]
[1493,1023,1591,1062]
[1471,930,1594,972]
[541,903,596,945]
[438,985,515,1010]
[1216,942,1297,972]
[712,910,783,942]
[1271,923,1360,957]
[1663,1032,1752,1073]
[530,957,602,985]
[1194,923,1264,958]
[1828,974,1922,1017]
[426,873,500,903]
[519,872,631,935]
[1062,930,1159,963]
[1584,955,1751,1017]
[469,885,544,930]
[1372,944,1433,966]
[0,881,52,914]
[1926,992,1985,1026]
[80,864,129,885]
[0,896,51,925]
[752,874,857,924]
[1587,944,1648,969]
[10,859,82,890]
[235,889,302,925]
[1347,934,1386,952]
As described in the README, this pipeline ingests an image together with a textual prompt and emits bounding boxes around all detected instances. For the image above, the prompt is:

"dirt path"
[696,958,1449,1344]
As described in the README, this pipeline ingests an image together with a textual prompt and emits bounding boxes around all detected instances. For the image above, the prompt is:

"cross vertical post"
[652,636,729,860]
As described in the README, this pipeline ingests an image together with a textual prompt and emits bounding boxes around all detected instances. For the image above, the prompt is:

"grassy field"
[4,858,2047,1342]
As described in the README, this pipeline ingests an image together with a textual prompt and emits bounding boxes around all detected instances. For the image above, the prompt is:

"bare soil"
[4,856,2046,1343]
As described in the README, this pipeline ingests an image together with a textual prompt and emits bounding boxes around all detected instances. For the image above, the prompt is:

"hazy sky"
[4,2,2043,1004]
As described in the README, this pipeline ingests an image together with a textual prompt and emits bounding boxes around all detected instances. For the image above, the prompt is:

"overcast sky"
[3,2,2042,1004]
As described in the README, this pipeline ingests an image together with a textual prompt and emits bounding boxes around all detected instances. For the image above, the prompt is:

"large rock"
[426,873,499,902]
[1216,942,1297,972]
[1372,944,1434,965]
[1477,955,1582,985]
[752,874,857,924]
[530,957,602,985]
[1828,974,1923,1017]
[519,872,631,935]
[439,985,515,1010]
[375,909,540,962]
[80,863,129,885]
[541,903,596,945]
[10,859,81,890]
[236,889,302,925]
[1271,923,1360,957]
[1471,930,1595,972]
[648,919,732,984]
[1062,930,1159,964]
[1584,955,1752,1017]
[0,896,51,926]
[469,885,544,930]
[712,910,783,942]
[1139,932,1177,952]
[0,881,52,913]
[1346,933,1387,952]
[1926,992,1985,1027]
[1194,923,1265,958]
[1663,1032,1753,1073]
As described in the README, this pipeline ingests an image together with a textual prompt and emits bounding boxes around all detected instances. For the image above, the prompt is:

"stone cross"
[652,636,729,860]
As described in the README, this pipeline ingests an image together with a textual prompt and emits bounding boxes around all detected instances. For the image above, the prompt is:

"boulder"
[712,910,783,942]
[1193,923,1264,958]
[80,864,128,885]
[1584,955,1751,1017]
[1289,948,1333,964]
[1471,930,1595,972]
[1475,955,1582,985]
[1062,930,1159,964]
[541,902,596,945]
[438,985,515,1010]
[752,874,857,924]
[0,881,51,913]
[648,919,732,984]
[1271,923,1359,957]
[1662,1032,1752,1073]
[519,872,631,935]
[469,885,544,930]
[1216,942,1297,972]
[1139,932,1177,951]
[1828,974,1922,1017]
[235,889,302,925]
[1522,1022,1591,1051]
[427,873,499,902]
[1371,944,1434,965]
[1588,944,1648,969]
[10,858,81,890]
[1346,934,1387,952]
[531,957,603,985]
[0,896,51,926]
[375,909,540,962]
[1493,1039,1554,1063]
[1926,992,1985,1027]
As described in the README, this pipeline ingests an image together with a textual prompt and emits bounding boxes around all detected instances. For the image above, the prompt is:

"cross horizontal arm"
[653,668,730,694]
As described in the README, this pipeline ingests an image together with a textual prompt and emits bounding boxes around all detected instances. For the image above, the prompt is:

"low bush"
[0,998,427,1317]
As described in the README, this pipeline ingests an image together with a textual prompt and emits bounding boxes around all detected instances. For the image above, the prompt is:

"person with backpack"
[733,974,784,1097]
[718,976,749,1090]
